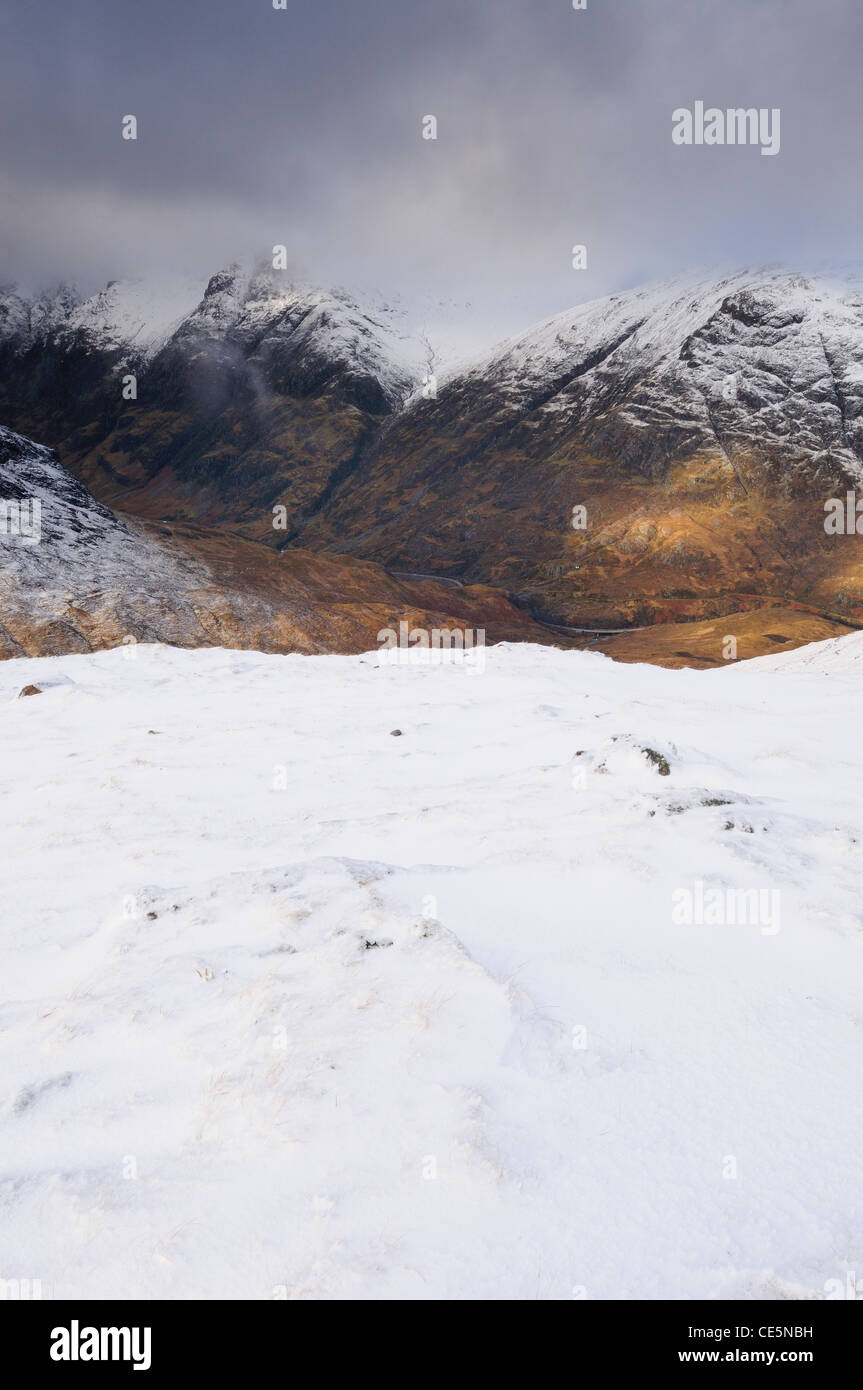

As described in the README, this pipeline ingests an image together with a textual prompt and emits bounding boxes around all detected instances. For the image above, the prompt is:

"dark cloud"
[1,0,862,347]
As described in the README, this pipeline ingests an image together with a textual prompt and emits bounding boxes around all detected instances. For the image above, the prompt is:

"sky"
[1,0,862,351]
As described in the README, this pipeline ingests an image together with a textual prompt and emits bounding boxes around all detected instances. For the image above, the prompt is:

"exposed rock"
[641,748,671,776]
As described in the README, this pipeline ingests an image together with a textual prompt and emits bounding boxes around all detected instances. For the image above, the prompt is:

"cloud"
[2,0,862,347]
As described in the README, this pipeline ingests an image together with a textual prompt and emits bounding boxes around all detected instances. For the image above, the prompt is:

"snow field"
[1,637,862,1299]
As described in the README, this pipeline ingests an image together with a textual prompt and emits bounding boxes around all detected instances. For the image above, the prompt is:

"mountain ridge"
[300,267,863,628]
[2,265,863,649]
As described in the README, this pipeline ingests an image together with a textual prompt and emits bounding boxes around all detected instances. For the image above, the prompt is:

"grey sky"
[1,0,861,348]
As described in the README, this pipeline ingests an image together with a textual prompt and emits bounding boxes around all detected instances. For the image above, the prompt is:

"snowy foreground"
[2,637,862,1301]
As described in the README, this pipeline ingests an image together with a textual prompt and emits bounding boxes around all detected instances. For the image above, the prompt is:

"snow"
[0,280,205,363]
[742,627,863,674]
[10,264,863,454]
[467,268,863,386]
[170,263,431,406]
[0,426,205,622]
[61,277,207,362]
[444,268,863,481]
[1,636,861,1300]
[0,263,428,405]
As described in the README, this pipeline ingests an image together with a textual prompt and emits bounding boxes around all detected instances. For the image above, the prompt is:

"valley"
[3,265,863,665]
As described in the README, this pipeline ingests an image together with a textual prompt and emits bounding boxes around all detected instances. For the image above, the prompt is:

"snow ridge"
[446,268,863,480]
[0,262,428,407]
[0,424,205,616]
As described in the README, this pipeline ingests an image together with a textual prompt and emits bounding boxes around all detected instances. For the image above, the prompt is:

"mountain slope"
[0,264,428,541]
[4,267,863,641]
[743,624,863,673]
[301,270,863,626]
[0,426,552,658]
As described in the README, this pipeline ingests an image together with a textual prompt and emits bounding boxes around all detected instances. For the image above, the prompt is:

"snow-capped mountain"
[2,266,862,639]
[155,264,428,412]
[0,262,430,539]
[53,277,207,363]
[0,262,426,410]
[464,268,863,480]
[301,269,863,628]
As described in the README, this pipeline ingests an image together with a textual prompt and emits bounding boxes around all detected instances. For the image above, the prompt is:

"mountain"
[0,426,552,658]
[2,266,863,652]
[300,269,863,627]
[0,264,428,542]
